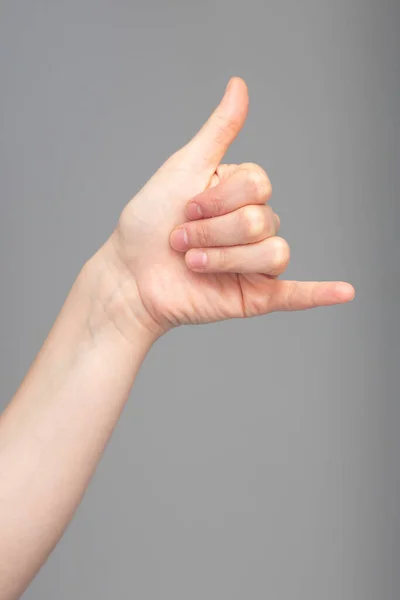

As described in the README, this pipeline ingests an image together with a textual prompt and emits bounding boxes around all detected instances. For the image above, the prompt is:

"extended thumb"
[183,77,249,171]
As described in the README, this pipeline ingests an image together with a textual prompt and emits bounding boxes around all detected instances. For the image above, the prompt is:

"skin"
[0,77,354,599]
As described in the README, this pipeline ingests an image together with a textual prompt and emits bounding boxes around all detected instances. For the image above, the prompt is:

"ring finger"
[185,236,290,277]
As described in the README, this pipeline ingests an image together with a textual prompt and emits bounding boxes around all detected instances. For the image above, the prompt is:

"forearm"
[0,240,156,600]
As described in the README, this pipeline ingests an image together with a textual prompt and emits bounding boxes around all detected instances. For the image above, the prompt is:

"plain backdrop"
[0,1,399,599]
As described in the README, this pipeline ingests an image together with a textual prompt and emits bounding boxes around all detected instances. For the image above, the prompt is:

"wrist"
[78,237,163,351]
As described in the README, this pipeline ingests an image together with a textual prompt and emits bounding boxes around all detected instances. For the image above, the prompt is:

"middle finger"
[170,204,280,251]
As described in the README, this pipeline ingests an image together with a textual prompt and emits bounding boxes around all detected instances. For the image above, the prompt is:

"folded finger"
[185,164,272,220]
[170,205,279,251]
[185,236,290,276]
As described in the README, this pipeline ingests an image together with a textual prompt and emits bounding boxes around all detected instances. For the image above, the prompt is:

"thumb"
[183,77,249,171]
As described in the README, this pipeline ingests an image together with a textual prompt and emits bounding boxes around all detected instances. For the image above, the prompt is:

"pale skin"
[0,78,355,599]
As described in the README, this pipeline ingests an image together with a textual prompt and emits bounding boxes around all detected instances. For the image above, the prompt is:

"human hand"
[102,77,354,340]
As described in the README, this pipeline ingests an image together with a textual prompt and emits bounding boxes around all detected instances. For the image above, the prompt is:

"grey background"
[0,1,399,598]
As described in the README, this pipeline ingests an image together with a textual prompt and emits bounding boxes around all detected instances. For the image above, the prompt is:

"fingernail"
[186,202,203,220]
[273,213,280,230]
[187,251,208,270]
[170,228,189,251]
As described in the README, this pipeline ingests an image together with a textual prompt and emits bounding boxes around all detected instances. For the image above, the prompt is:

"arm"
[0,77,354,599]
[0,244,157,600]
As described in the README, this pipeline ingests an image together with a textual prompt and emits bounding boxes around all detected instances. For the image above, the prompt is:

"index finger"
[185,165,272,221]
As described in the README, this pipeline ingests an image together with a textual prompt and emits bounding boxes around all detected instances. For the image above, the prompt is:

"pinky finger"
[267,280,355,312]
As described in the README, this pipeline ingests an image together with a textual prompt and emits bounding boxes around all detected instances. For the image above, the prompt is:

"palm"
[140,257,247,327]
[118,162,271,328]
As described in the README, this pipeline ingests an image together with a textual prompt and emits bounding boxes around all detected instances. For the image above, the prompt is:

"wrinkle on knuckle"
[209,190,225,216]
[195,221,212,247]
[285,281,298,310]
[217,248,229,269]
[309,283,320,309]
[213,112,240,145]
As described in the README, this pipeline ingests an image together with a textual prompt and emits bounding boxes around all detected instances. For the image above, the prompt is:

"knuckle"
[271,237,290,271]
[264,205,275,234]
[264,177,273,200]
[241,163,273,201]
[272,211,281,233]
[241,205,266,239]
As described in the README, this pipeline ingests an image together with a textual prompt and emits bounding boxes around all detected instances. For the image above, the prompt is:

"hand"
[104,77,354,340]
